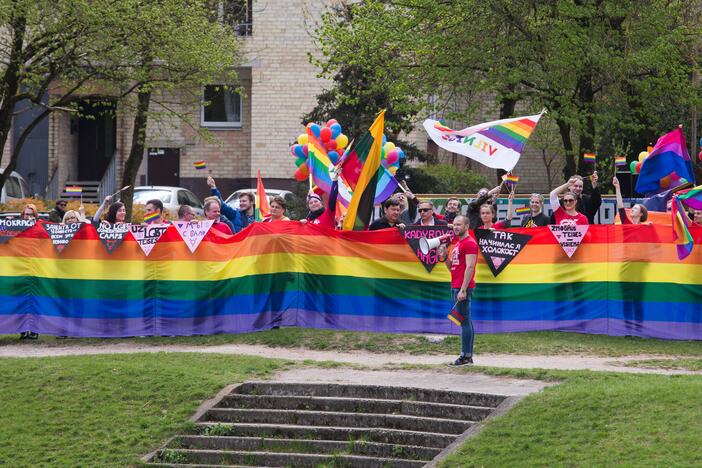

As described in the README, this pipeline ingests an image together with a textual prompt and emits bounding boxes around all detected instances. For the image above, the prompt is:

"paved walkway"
[0,342,696,375]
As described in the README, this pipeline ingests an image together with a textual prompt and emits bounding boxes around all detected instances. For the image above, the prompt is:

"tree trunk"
[557,118,576,178]
[0,12,27,191]
[121,89,151,219]
[496,94,518,182]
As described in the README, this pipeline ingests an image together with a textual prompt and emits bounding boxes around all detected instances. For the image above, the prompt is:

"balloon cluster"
[698,137,702,162]
[630,146,687,189]
[290,119,406,181]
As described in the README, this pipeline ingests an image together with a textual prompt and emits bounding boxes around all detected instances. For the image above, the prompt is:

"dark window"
[202,85,242,127]
[221,0,252,36]
[6,177,22,198]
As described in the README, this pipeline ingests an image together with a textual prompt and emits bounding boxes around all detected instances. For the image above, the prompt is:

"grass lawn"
[1,352,702,466]
[0,353,283,467]
[440,370,702,467]
[3,328,702,357]
[625,358,702,371]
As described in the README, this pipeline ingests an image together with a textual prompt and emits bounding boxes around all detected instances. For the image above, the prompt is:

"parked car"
[133,186,204,217]
[224,189,294,210]
[0,170,31,203]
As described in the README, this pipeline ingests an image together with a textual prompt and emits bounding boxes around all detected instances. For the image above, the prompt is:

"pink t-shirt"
[449,236,478,289]
[553,207,588,226]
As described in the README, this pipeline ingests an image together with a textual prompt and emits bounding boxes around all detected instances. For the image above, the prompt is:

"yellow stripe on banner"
[0,253,452,283]
[475,262,702,285]
[502,122,532,139]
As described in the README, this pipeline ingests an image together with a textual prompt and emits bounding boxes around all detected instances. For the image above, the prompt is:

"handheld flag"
[447,301,464,326]
[306,129,335,194]
[194,161,207,170]
[255,170,270,221]
[65,186,82,194]
[515,206,530,215]
[583,153,597,163]
[503,174,520,186]
[615,156,627,167]
[338,136,398,208]
[636,127,695,194]
[423,111,544,171]
[342,110,386,230]
[143,211,160,224]
[672,185,702,260]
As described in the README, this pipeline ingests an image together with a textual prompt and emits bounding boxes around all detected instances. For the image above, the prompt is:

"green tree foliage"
[404,164,489,194]
[314,0,700,180]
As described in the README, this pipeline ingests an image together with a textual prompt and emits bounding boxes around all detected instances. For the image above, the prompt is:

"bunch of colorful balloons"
[290,119,406,181]
[630,145,687,189]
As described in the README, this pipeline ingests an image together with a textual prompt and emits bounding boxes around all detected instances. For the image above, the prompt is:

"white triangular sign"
[129,224,170,256]
[173,220,214,253]
[548,224,589,258]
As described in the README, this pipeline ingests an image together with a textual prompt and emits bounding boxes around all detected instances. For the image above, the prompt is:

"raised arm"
[612,176,624,210]
[93,195,112,222]
[550,178,573,209]
[504,192,514,221]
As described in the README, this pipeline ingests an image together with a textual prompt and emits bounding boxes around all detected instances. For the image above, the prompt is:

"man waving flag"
[342,110,385,230]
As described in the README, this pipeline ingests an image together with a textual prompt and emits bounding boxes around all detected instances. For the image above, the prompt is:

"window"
[201,85,242,128]
[6,177,22,198]
[178,190,202,208]
[212,0,252,36]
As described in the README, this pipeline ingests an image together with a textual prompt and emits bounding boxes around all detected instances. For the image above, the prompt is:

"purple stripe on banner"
[650,142,689,161]
[479,128,524,152]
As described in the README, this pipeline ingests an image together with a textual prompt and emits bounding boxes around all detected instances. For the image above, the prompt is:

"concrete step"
[201,408,472,435]
[194,422,456,448]
[217,393,493,421]
[235,382,505,408]
[154,449,426,468]
[170,435,441,461]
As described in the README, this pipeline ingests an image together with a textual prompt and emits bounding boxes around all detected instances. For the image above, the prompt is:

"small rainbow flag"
[515,206,531,215]
[143,211,160,224]
[583,153,597,163]
[193,161,207,170]
[503,174,520,185]
[65,186,82,194]
[448,307,464,326]
[615,155,627,167]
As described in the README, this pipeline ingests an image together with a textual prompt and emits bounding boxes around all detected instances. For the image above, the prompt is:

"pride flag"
[194,161,207,170]
[339,134,398,207]
[583,153,596,163]
[65,186,82,194]
[423,111,544,171]
[515,206,530,215]
[503,174,519,185]
[306,128,334,194]
[615,156,627,167]
[255,170,270,221]
[636,127,695,194]
[343,110,385,230]
[672,185,702,260]
[143,211,159,224]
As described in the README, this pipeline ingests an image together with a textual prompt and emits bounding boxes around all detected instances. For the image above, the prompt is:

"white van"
[0,170,31,203]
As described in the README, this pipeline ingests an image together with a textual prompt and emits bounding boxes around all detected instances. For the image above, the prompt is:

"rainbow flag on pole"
[615,156,627,167]
[255,170,270,221]
[515,206,531,215]
[672,185,702,260]
[583,153,597,163]
[65,186,82,194]
[306,129,334,194]
[194,161,207,170]
[503,174,520,186]
[143,211,160,224]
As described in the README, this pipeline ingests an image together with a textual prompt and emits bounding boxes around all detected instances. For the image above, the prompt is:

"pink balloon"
[326,119,338,127]
[699,150,702,162]
[302,145,308,157]
[670,172,681,182]
[385,150,399,166]
[320,127,332,142]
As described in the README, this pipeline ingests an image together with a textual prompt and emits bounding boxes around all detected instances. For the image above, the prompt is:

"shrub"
[404,164,490,194]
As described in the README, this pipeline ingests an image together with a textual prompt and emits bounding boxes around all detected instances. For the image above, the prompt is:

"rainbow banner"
[1,223,701,340]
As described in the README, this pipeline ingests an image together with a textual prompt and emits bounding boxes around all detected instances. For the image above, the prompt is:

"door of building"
[147,148,180,186]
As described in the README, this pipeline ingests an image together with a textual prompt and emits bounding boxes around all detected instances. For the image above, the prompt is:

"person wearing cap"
[301,168,340,229]
[49,200,68,223]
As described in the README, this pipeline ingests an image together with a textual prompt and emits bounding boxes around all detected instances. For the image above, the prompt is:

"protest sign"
[0,219,35,244]
[173,220,214,253]
[401,225,454,272]
[42,222,83,253]
[474,229,532,276]
[548,224,589,258]
[96,223,130,254]
[129,224,170,256]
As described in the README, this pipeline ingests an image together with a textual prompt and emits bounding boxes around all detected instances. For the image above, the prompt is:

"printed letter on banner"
[548,224,589,258]
[473,229,532,277]
[42,222,83,253]
[96,223,130,254]
[400,225,454,273]
[0,219,35,244]
[129,224,170,256]
[173,220,214,253]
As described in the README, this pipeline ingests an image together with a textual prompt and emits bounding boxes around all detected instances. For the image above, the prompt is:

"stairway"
[60,181,100,203]
[145,381,508,467]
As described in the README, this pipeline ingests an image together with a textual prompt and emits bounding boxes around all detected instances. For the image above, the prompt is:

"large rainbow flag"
[423,112,544,171]
[1,223,701,340]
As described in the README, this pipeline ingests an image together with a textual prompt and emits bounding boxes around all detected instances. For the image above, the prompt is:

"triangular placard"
[0,219,35,244]
[548,224,589,258]
[400,225,454,272]
[473,229,532,277]
[42,222,83,253]
[173,220,214,253]
[96,223,130,254]
[129,224,170,256]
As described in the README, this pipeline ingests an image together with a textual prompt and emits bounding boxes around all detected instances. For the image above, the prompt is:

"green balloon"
[629,161,638,173]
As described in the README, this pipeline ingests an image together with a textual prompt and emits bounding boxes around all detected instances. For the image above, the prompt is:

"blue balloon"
[293,144,304,159]
[397,149,405,159]
[330,123,342,139]
[309,123,321,138]
[382,134,387,145]
[699,137,702,148]
[328,150,340,164]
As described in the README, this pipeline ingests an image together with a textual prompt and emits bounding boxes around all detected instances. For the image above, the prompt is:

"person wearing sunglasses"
[49,200,68,223]
[414,201,447,226]
[549,176,589,226]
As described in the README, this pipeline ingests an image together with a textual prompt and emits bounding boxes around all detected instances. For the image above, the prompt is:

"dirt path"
[0,342,695,375]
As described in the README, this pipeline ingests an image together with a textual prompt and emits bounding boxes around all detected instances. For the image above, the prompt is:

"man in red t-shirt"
[438,215,478,366]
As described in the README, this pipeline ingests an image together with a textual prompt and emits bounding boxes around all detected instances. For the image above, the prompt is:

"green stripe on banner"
[0,274,449,301]
[476,282,702,304]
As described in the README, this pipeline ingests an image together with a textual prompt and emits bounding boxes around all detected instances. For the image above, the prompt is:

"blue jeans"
[452,288,474,357]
